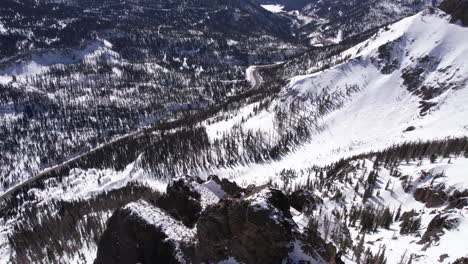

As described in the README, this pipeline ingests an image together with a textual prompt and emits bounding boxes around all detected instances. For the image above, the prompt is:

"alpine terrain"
[0,0,467,263]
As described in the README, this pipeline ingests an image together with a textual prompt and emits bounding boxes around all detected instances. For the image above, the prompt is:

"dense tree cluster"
[0,0,308,188]
[4,182,161,263]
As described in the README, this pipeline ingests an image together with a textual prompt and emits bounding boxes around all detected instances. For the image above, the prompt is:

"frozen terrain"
[203,9,468,186]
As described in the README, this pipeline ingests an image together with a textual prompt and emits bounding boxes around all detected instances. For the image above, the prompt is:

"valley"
[0,0,467,263]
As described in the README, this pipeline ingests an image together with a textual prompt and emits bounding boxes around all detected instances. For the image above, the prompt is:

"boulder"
[196,186,297,263]
[94,201,195,264]
[452,257,468,264]
[207,175,245,197]
[446,189,468,209]
[439,0,468,26]
[288,189,323,213]
[419,214,459,245]
[413,187,448,208]
[155,178,203,227]
[399,210,418,222]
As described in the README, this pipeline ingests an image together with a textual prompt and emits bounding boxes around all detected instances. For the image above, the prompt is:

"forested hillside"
[0,0,467,263]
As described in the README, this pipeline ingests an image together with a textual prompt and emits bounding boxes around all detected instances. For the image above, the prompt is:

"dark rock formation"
[419,214,459,245]
[413,187,448,207]
[95,180,335,264]
[155,178,203,227]
[94,205,189,264]
[376,39,402,74]
[288,189,323,212]
[446,189,468,210]
[208,175,245,197]
[439,0,468,26]
[452,257,468,264]
[196,186,296,263]
[399,210,418,222]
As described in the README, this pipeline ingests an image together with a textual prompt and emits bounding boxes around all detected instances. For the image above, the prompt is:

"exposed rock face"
[94,201,195,264]
[399,210,419,222]
[439,0,468,26]
[452,257,468,264]
[95,178,337,264]
[446,189,468,210]
[155,178,203,227]
[196,186,297,263]
[419,214,459,245]
[413,187,448,207]
[376,38,402,74]
[288,189,323,212]
[208,175,245,197]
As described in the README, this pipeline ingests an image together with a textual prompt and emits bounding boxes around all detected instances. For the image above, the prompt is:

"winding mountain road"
[0,63,284,203]
[246,63,283,90]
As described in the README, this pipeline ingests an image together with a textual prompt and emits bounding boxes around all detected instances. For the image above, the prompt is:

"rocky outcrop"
[155,178,203,227]
[439,0,468,26]
[413,186,448,207]
[207,175,245,197]
[95,178,337,264]
[419,214,459,245]
[399,210,419,222]
[94,201,195,264]
[288,189,323,213]
[452,257,468,264]
[445,189,468,210]
[196,186,297,263]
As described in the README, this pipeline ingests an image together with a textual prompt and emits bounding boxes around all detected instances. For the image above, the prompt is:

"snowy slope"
[202,9,468,186]
[0,39,119,85]
[289,156,468,264]
[1,6,468,264]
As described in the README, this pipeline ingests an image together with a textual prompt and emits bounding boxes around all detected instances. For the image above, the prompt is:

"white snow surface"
[340,158,468,264]
[125,200,196,242]
[125,200,195,263]
[0,22,7,34]
[26,156,166,203]
[201,9,468,187]
[282,157,468,264]
[0,39,120,84]
[261,4,285,13]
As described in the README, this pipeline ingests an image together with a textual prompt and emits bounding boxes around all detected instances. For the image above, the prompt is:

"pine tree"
[395,205,401,221]
[354,233,365,264]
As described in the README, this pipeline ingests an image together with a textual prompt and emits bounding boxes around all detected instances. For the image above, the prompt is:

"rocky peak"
[94,200,196,264]
[94,179,338,263]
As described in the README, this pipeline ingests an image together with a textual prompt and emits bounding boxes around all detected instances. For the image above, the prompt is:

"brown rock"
[452,257,468,264]
[439,0,468,26]
[399,210,418,222]
[445,189,468,209]
[419,214,458,245]
[413,187,448,208]
[288,189,323,213]
[207,175,245,197]
[94,207,187,264]
[196,187,296,263]
[155,178,202,227]
[303,220,344,264]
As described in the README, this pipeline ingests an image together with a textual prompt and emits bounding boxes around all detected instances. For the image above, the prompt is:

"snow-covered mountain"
[270,0,444,45]
[204,8,468,180]
[0,0,467,263]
